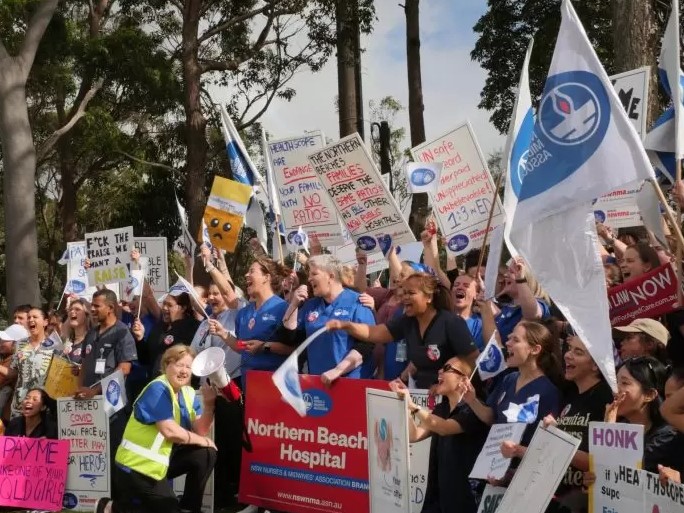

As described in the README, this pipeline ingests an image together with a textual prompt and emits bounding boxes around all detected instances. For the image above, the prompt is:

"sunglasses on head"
[440,363,466,377]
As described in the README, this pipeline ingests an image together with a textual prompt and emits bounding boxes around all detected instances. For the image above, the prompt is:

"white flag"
[286,226,309,254]
[272,327,328,416]
[122,269,145,303]
[660,1,684,158]
[475,336,507,380]
[173,195,196,259]
[508,0,657,392]
[484,225,504,300]
[173,273,210,320]
[101,369,126,417]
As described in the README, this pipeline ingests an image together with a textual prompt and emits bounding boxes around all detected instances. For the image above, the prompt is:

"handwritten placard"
[134,236,169,296]
[269,132,344,246]
[408,390,434,513]
[644,470,684,513]
[411,122,503,255]
[0,437,68,511]
[470,423,527,480]
[58,397,111,511]
[309,133,415,253]
[85,227,133,284]
[44,355,80,399]
[610,66,650,140]
[476,484,507,513]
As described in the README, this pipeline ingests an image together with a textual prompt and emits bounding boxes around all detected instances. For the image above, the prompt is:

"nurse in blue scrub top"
[283,254,375,386]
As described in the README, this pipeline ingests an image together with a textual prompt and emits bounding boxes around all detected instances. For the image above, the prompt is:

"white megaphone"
[192,347,229,387]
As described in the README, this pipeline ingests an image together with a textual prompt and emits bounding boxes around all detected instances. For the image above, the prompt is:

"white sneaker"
[237,505,259,513]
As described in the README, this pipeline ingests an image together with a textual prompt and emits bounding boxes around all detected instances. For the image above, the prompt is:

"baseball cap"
[613,318,670,346]
[0,324,29,342]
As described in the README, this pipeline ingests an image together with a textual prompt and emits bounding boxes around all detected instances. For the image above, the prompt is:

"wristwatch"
[515,277,527,284]
[263,342,272,353]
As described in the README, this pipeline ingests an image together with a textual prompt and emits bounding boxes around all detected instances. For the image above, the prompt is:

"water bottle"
[395,340,407,362]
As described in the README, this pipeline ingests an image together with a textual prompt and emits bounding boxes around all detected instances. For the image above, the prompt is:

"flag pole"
[647,179,684,248]
[474,170,506,278]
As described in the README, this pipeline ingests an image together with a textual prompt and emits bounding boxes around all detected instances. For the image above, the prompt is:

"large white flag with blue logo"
[508,0,656,392]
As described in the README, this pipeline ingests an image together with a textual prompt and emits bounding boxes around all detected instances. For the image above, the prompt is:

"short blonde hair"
[308,254,343,282]
[161,344,196,370]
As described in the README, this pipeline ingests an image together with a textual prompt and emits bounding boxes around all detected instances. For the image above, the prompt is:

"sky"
[256,0,506,159]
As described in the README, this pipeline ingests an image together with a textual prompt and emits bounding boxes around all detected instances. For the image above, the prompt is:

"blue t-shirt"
[495,300,550,343]
[298,288,375,378]
[383,307,408,381]
[236,295,289,372]
[486,371,561,445]
[465,314,484,351]
[134,381,202,430]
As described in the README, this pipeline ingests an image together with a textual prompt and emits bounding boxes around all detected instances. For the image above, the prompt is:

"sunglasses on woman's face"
[440,363,467,377]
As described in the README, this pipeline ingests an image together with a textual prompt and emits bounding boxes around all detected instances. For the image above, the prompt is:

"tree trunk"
[336,0,357,138]
[405,0,428,234]
[182,0,209,236]
[611,0,660,128]
[0,66,41,308]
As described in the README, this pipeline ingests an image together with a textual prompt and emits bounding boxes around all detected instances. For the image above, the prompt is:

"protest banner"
[0,436,68,511]
[203,176,253,252]
[240,371,389,513]
[411,122,503,255]
[309,133,415,253]
[476,485,507,513]
[608,264,679,326]
[57,397,111,511]
[134,236,169,296]
[497,423,580,513]
[588,422,644,513]
[173,422,214,513]
[408,390,436,513]
[643,470,684,513]
[65,241,95,298]
[366,389,410,513]
[85,227,133,284]
[269,131,344,246]
[610,66,650,139]
[44,355,80,399]
[469,423,527,480]
[593,187,643,230]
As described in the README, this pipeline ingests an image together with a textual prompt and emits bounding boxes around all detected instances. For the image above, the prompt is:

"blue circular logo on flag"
[69,280,86,294]
[106,380,121,406]
[288,230,307,246]
[479,344,502,373]
[511,71,611,201]
[357,236,377,251]
[593,210,606,223]
[447,234,469,253]
[410,167,436,186]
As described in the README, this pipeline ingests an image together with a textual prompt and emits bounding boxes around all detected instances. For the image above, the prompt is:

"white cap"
[0,324,29,342]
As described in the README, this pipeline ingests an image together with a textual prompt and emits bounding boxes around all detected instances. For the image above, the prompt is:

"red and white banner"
[239,371,389,513]
[608,263,679,325]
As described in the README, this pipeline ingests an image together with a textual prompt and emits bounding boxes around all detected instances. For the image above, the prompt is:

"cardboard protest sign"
[588,422,644,513]
[308,133,415,254]
[497,423,580,513]
[643,470,684,513]
[134,237,169,296]
[366,389,411,513]
[411,122,504,255]
[405,162,442,194]
[0,437,69,511]
[44,355,80,399]
[608,264,679,326]
[610,66,650,140]
[470,423,527,480]
[58,397,111,511]
[593,187,643,230]
[476,485,507,513]
[85,227,133,284]
[408,390,436,513]
[269,132,345,246]
[203,176,252,252]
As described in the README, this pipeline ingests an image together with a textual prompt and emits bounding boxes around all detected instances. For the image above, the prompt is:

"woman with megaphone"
[95,345,217,513]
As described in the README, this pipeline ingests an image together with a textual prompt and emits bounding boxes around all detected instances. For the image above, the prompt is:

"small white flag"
[42,330,64,351]
[173,273,210,320]
[405,162,442,194]
[122,270,145,302]
[286,226,309,254]
[272,327,328,416]
[101,369,126,417]
[475,335,507,380]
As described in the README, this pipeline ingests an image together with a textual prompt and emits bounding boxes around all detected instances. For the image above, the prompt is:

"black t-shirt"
[422,400,488,513]
[147,316,200,375]
[553,380,614,507]
[386,310,478,388]
[5,415,58,439]
[644,422,681,473]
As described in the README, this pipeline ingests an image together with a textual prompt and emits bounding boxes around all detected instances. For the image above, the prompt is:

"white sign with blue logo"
[269,131,345,247]
[411,122,504,255]
[366,388,411,513]
[64,241,120,300]
[469,423,526,480]
[592,186,643,229]
[309,133,415,254]
[100,369,126,417]
[405,162,442,194]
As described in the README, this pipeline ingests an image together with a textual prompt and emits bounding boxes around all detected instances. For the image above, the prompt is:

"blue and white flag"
[272,327,328,417]
[475,335,507,380]
[286,226,309,254]
[502,394,540,423]
[101,369,126,417]
[508,0,656,392]
[57,248,70,266]
[173,194,197,259]
[219,105,269,249]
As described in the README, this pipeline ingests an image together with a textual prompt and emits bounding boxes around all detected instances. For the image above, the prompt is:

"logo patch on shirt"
[85,344,92,355]
[72,347,82,358]
[426,344,440,361]
[333,309,349,317]
[164,335,174,346]
[560,403,572,418]
[248,318,256,330]
[41,340,54,348]
[262,314,276,322]
[307,311,320,322]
